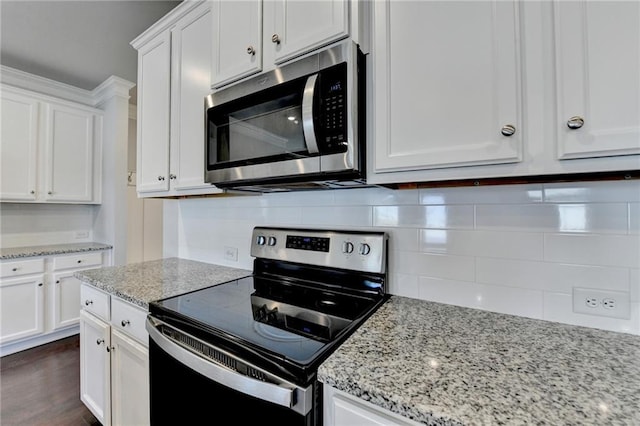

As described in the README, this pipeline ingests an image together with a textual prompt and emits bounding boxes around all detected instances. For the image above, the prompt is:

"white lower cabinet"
[0,251,109,356]
[324,386,422,426]
[80,284,149,426]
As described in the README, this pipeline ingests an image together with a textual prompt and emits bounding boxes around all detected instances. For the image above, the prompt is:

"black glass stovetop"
[149,274,381,367]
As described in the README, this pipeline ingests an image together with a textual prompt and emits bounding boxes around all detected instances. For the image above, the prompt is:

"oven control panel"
[250,227,387,274]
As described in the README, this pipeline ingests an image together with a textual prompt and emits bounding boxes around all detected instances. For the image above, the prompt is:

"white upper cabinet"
[0,85,102,203]
[0,89,39,201]
[212,0,349,89]
[554,0,640,159]
[44,102,95,202]
[136,32,171,193]
[133,1,223,197]
[211,0,263,87]
[268,0,349,64]
[170,4,218,190]
[372,0,522,173]
[369,0,640,185]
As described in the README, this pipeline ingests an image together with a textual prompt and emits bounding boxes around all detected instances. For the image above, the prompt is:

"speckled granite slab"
[74,257,252,309]
[0,242,112,260]
[318,296,640,425]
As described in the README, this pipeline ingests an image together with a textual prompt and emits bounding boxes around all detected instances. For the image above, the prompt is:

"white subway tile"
[419,229,543,260]
[476,203,628,234]
[418,277,544,319]
[390,251,474,281]
[333,187,419,205]
[631,269,640,302]
[263,190,336,207]
[543,180,640,203]
[389,273,419,298]
[630,203,639,234]
[543,293,640,335]
[544,233,640,268]
[476,257,630,293]
[420,184,543,205]
[300,206,372,227]
[376,227,420,252]
[373,205,474,229]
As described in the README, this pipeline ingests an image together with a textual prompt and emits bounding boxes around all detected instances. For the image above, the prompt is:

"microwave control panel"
[317,62,348,154]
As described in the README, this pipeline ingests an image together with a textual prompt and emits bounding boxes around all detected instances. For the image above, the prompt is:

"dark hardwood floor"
[1,335,101,426]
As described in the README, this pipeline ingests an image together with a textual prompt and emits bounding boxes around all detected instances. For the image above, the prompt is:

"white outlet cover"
[224,246,238,262]
[572,287,631,320]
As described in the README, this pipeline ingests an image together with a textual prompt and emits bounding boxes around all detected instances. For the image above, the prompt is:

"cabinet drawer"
[111,297,148,346]
[53,252,103,271]
[80,284,110,321]
[0,258,45,278]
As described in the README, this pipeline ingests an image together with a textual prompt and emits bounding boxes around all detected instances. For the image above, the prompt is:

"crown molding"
[0,65,95,106]
[92,75,135,108]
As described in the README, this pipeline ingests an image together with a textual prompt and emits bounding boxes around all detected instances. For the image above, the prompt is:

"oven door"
[147,317,318,425]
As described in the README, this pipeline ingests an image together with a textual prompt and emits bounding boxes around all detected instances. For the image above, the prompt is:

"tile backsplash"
[168,179,640,335]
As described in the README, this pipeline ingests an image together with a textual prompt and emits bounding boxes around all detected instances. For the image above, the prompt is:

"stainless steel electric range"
[146,226,389,425]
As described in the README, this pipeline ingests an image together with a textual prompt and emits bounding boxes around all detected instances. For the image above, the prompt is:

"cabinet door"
[52,270,96,330]
[373,0,522,173]
[110,329,150,426]
[211,0,262,88]
[554,0,640,159]
[326,387,421,426]
[170,4,218,190]
[0,275,44,344]
[0,89,39,201]
[137,31,171,193]
[79,310,111,426]
[269,0,348,64]
[43,102,95,202]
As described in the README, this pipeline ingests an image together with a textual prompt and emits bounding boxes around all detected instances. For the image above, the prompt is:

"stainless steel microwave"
[205,41,366,192]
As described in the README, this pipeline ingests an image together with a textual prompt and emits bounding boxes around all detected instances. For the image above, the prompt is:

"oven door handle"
[302,74,319,154]
[146,317,312,415]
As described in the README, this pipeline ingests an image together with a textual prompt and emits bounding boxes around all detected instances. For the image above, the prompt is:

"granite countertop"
[0,242,113,260]
[74,257,252,309]
[318,296,640,425]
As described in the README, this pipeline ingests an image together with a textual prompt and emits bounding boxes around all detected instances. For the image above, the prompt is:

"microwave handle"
[302,74,320,154]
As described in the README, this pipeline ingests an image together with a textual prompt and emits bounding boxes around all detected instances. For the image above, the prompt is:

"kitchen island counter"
[318,295,640,425]
[75,257,252,309]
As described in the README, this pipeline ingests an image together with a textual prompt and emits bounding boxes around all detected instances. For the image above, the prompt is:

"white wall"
[167,179,640,335]
[0,203,96,247]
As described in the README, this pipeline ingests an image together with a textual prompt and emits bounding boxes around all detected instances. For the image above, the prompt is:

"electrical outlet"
[75,230,89,239]
[572,287,631,319]
[224,246,238,262]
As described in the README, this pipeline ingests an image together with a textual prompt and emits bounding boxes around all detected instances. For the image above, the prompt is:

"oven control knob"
[359,243,371,256]
[256,236,266,246]
[267,236,277,246]
[342,241,354,254]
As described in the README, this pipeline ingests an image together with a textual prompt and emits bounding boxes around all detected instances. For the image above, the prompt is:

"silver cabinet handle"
[567,116,584,129]
[96,338,104,345]
[271,34,281,44]
[121,320,130,327]
[85,300,93,306]
[169,174,176,180]
[501,124,516,137]
[246,46,255,55]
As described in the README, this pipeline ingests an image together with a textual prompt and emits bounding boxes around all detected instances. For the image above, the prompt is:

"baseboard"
[0,326,80,357]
